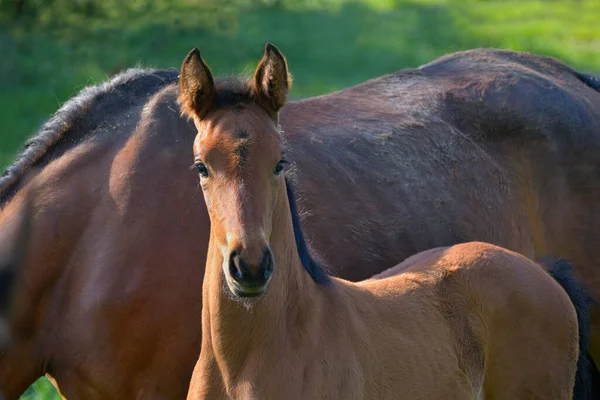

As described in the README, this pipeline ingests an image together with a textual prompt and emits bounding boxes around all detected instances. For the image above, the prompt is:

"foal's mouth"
[225,276,271,298]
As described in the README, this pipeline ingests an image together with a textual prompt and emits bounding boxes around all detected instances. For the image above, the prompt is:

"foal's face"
[193,107,287,297]
[178,43,291,298]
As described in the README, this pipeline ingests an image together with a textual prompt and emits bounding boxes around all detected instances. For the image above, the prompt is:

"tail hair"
[538,256,595,400]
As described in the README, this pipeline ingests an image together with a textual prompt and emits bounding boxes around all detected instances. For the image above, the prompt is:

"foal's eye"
[195,162,209,178]
[274,160,288,175]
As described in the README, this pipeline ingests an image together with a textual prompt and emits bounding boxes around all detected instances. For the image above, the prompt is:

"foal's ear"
[253,43,292,117]
[178,48,215,121]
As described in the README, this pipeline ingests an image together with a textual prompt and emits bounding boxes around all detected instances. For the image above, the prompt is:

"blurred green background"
[2,0,599,398]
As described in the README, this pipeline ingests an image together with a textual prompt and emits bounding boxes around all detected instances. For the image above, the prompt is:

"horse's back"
[362,241,579,399]
[289,47,600,149]
[369,241,577,321]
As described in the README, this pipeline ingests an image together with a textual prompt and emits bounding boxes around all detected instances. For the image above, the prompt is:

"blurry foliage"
[2,0,249,28]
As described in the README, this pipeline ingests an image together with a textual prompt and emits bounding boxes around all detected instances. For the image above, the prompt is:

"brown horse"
[180,44,591,399]
[1,43,600,398]
[0,192,32,351]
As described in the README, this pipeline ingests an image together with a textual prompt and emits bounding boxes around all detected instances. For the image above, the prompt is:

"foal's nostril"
[264,269,272,280]
[262,248,274,280]
[228,251,243,281]
[226,247,273,291]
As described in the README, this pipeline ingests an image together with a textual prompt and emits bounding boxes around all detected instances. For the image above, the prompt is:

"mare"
[0,193,32,352]
[0,194,34,400]
[181,44,592,399]
[1,43,600,398]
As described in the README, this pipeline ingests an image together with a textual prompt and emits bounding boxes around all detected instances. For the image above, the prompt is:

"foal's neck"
[197,183,328,397]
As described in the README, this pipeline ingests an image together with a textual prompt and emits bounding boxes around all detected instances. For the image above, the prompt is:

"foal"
[180,44,591,399]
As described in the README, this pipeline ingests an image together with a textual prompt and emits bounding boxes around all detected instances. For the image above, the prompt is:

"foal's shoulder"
[366,246,451,281]
[409,241,538,277]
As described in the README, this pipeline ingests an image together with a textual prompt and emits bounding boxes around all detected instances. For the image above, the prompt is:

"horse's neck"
[197,192,331,398]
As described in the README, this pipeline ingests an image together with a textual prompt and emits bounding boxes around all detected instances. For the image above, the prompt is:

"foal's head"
[178,43,292,298]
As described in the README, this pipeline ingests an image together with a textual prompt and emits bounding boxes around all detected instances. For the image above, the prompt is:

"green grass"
[2,0,599,398]
[18,377,57,399]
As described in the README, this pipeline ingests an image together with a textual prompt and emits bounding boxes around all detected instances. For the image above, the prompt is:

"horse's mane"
[284,178,331,286]
[210,76,257,110]
[0,67,179,206]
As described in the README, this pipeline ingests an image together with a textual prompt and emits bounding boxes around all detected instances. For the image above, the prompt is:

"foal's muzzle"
[226,247,274,297]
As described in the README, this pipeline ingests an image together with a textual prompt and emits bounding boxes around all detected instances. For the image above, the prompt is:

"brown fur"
[181,47,581,398]
[0,193,33,352]
[252,43,292,117]
[1,44,600,398]
[195,240,581,399]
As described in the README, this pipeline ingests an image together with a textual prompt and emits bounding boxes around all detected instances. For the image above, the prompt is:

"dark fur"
[234,140,251,166]
[576,72,600,93]
[210,77,257,110]
[0,68,179,207]
[285,178,330,285]
[235,128,250,139]
[538,257,595,400]
[0,194,33,346]
[0,265,15,318]
[192,75,284,114]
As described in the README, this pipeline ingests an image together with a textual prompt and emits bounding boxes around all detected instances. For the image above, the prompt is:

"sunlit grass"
[19,377,57,399]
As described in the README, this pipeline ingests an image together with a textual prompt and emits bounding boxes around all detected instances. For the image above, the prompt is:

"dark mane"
[211,76,256,110]
[284,178,331,285]
[575,71,600,93]
[0,68,179,207]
